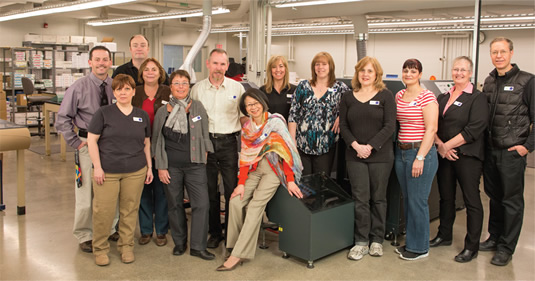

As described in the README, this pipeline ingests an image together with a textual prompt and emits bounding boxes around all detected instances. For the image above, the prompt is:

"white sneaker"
[348,245,369,261]
[369,242,383,257]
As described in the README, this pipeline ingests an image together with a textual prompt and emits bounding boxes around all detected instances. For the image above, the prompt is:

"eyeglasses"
[490,50,510,56]
[245,101,261,109]
[172,82,189,87]
[452,68,470,73]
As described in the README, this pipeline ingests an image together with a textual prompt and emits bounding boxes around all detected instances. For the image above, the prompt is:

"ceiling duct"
[179,0,212,83]
[351,15,368,61]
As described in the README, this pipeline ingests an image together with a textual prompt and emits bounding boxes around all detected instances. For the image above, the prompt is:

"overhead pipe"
[351,15,368,61]
[180,0,212,83]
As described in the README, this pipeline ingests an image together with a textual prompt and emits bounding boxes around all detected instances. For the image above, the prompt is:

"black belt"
[78,129,88,138]
[397,141,421,150]
[209,132,239,139]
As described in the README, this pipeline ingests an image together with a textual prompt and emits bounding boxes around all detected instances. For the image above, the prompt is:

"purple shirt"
[55,72,113,149]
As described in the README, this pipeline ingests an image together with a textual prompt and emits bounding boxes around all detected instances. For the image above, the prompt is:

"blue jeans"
[139,162,169,235]
[395,145,438,253]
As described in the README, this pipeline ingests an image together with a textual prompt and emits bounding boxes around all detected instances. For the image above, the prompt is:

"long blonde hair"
[264,55,290,94]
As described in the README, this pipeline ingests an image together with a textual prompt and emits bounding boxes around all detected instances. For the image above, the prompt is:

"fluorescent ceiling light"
[274,0,362,8]
[87,7,230,26]
[0,0,135,22]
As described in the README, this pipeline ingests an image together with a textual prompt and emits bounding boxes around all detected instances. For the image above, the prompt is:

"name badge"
[369,100,380,105]
[286,94,293,98]
[133,117,143,122]
[192,115,201,122]
[504,86,514,91]
[453,101,463,107]
[409,101,418,106]
[112,99,117,104]
[258,132,269,141]
[228,95,237,100]
[161,100,168,104]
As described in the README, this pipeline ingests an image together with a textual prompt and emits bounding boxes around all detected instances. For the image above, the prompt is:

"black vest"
[483,64,533,149]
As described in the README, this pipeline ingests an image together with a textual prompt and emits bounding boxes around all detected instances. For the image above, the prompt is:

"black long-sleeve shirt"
[339,88,396,163]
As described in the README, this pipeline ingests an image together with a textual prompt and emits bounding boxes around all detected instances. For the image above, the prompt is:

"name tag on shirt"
[453,101,463,107]
[409,101,418,106]
[112,99,117,104]
[258,132,269,141]
[286,94,293,98]
[228,95,238,100]
[133,117,143,122]
[192,115,201,122]
[369,100,380,105]
[161,100,168,104]
[504,86,514,91]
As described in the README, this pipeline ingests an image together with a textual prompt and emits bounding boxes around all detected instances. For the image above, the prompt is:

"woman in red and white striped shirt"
[394,59,439,261]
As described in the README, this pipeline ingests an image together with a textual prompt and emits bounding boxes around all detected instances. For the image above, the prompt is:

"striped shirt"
[396,89,437,143]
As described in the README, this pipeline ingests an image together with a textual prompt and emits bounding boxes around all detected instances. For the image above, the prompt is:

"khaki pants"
[73,141,117,243]
[92,166,147,256]
[227,158,280,259]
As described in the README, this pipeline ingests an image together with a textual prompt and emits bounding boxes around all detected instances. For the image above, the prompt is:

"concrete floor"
[1,135,534,280]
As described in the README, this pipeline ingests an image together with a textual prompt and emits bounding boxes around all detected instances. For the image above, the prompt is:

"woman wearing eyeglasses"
[152,70,215,260]
[431,56,488,263]
[133,58,171,247]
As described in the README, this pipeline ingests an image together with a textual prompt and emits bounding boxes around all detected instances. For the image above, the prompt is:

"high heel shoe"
[216,260,243,271]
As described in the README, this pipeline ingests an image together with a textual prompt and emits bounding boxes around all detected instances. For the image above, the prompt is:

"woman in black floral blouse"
[288,52,350,175]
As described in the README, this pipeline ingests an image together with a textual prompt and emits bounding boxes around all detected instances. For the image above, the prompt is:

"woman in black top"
[431,56,488,263]
[259,55,296,122]
[339,56,396,261]
[88,74,153,266]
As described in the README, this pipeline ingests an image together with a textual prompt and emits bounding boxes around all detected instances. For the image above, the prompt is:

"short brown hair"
[310,52,336,87]
[138,58,166,84]
[239,88,269,116]
[129,34,149,47]
[112,74,135,91]
[170,69,191,84]
[490,37,513,51]
[209,48,228,61]
[351,56,386,92]
[264,55,291,94]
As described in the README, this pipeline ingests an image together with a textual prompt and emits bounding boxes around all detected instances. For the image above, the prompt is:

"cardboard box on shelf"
[104,42,117,52]
[84,36,98,44]
[57,35,70,43]
[24,34,42,42]
[42,35,56,43]
[16,94,27,106]
[70,36,84,44]
[0,91,6,120]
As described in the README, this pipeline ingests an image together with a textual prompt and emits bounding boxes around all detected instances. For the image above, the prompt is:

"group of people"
[55,35,532,270]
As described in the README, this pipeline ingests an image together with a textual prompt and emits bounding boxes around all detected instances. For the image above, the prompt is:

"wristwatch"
[416,155,425,161]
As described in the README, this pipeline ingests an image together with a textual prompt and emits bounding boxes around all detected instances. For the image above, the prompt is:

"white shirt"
[191,77,245,134]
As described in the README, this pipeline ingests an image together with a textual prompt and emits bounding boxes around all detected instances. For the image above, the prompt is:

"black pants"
[436,155,483,251]
[164,164,209,251]
[347,160,393,244]
[483,148,526,255]
[299,148,336,176]
[207,135,239,238]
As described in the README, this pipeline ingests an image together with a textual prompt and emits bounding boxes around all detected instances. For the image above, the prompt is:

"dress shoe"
[207,235,223,249]
[429,236,452,247]
[491,251,512,266]
[95,254,110,266]
[454,249,478,263]
[108,231,119,242]
[155,234,167,246]
[479,238,497,251]
[79,241,93,253]
[139,234,152,245]
[173,244,187,256]
[121,251,135,264]
[216,260,243,271]
[190,249,216,260]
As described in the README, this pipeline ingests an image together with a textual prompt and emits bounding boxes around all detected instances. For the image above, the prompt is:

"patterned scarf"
[165,94,191,134]
[240,112,303,188]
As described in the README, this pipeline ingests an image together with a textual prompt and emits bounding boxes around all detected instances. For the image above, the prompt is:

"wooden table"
[0,120,31,215]
[44,99,66,161]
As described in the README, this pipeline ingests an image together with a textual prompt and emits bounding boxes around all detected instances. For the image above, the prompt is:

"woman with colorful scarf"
[152,70,215,260]
[217,89,303,271]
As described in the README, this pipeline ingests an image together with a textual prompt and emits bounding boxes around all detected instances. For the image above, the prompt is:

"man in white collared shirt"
[191,49,246,249]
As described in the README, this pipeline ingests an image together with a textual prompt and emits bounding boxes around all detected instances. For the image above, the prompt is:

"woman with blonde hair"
[260,55,296,121]
[288,52,350,175]
[340,56,396,261]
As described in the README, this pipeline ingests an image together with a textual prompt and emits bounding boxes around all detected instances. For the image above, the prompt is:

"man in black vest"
[480,37,534,266]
